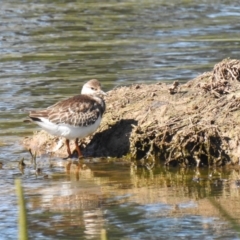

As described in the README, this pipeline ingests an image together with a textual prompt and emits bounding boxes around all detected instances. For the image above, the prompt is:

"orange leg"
[66,139,72,157]
[75,138,83,157]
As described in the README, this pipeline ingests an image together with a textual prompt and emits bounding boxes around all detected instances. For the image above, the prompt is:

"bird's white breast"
[35,115,102,139]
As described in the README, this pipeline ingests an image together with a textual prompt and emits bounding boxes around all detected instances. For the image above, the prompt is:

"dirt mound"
[23,59,240,167]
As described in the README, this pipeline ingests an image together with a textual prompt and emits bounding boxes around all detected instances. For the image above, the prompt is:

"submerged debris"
[23,58,240,167]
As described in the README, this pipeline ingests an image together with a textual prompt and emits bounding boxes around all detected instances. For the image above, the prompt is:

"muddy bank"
[23,59,240,167]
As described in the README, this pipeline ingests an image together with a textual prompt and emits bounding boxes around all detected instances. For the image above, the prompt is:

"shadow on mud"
[83,119,138,158]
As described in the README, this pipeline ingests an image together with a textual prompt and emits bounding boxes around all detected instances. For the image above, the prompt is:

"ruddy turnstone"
[27,79,106,158]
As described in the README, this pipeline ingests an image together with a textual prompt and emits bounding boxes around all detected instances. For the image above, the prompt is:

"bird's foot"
[63,155,73,160]
[63,150,83,160]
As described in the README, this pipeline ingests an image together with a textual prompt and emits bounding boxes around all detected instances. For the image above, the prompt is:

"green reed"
[15,178,28,240]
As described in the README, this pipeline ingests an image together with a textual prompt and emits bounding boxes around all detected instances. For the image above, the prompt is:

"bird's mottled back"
[29,94,105,127]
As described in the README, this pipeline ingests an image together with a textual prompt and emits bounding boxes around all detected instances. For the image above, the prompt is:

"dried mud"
[23,59,240,167]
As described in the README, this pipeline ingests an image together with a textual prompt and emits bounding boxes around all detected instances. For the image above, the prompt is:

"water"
[1,0,240,239]
[4,164,240,239]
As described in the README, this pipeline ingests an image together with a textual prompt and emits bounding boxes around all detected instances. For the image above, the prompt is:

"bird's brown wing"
[29,95,105,127]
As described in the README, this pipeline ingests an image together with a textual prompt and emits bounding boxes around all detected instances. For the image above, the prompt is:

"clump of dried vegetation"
[129,59,240,167]
[23,59,240,167]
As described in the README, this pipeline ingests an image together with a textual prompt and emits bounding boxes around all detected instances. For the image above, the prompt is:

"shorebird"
[27,79,106,158]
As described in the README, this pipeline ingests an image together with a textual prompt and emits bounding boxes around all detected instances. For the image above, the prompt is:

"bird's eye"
[91,87,95,90]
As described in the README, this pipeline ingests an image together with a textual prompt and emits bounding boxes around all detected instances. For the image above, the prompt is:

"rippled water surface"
[1,0,240,239]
